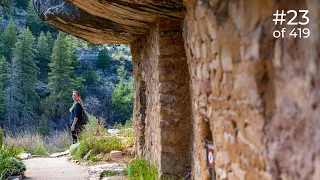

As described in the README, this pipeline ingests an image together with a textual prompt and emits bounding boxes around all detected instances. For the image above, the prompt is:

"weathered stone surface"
[50,150,70,158]
[109,151,123,159]
[88,163,126,180]
[131,18,192,178]
[184,0,320,179]
[32,0,185,44]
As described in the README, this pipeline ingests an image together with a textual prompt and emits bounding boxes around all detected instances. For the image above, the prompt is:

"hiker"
[69,90,83,144]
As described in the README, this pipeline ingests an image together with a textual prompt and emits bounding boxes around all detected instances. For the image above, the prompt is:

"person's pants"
[71,130,78,144]
[71,129,82,144]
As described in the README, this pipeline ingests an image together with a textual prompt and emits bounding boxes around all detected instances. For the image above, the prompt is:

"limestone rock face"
[32,0,185,44]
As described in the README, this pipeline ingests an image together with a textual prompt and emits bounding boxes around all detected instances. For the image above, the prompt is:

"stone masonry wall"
[184,0,320,179]
[131,20,161,166]
[131,18,192,178]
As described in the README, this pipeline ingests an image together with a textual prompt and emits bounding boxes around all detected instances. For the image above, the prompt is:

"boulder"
[17,153,32,160]
[109,151,123,159]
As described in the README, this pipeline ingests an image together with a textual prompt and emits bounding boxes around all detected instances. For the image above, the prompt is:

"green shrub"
[72,115,126,161]
[33,144,48,156]
[0,157,26,180]
[0,146,22,159]
[127,158,158,180]
[0,146,25,180]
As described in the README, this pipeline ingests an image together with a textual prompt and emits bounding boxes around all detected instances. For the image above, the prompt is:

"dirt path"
[23,157,89,180]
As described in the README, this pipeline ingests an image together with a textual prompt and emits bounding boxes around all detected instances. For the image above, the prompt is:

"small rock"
[50,150,70,158]
[17,153,32,160]
[88,163,126,180]
[108,129,120,135]
[80,161,89,166]
[83,150,92,160]
[109,151,123,159]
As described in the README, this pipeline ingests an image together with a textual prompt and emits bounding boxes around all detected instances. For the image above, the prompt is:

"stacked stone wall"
[184,0,320,179]
[131,18,193,178]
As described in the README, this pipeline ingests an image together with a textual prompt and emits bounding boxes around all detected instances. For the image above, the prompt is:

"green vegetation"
[38,114,50,136]
[84,64,100,86]
[127,158,158,180]
[0,20,19,61]
[26,1,57,36]
[6,27,39,128]
[0,2,134,161]
[112,66,134,123]
[14,0,29,9]
[0,128,26,180]
[0,157,26,179]
[72,115,129,162]
[0,56,8,125]
[47,33,83,117]
[36,31,51,82]
[114,118,134,146]
[0,0,11,7]
[96,49,111,70]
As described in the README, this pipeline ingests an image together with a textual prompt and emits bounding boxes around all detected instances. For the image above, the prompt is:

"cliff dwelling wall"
[184,0,320,179]
[131,18,192,178]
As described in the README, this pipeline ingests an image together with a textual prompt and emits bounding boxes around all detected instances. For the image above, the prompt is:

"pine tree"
[0,56,8,125]
[96,49,111,70]
[0,0,11,6]
[45,31,54,53]
[84,64,100,86]
[36,31,50,82]
[5,28,39,130]
[47,33,81,117]
[15,0,29,9]
[4,65,23,130]
[0,20,19,61]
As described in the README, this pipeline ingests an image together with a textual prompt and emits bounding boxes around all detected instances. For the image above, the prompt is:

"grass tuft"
[127,158,158,180]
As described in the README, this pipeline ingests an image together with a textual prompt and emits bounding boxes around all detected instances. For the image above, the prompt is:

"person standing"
[69,91,83,144]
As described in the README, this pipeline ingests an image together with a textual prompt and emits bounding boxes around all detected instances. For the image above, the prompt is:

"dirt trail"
[23,157,89,180]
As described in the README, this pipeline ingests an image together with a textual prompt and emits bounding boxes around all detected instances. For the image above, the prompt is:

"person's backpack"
[78,103,88,129]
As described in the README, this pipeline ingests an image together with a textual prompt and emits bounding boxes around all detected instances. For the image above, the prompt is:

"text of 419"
[273,10,310,39]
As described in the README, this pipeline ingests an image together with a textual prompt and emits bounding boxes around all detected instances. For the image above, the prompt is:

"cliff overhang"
[32,0,185,44]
